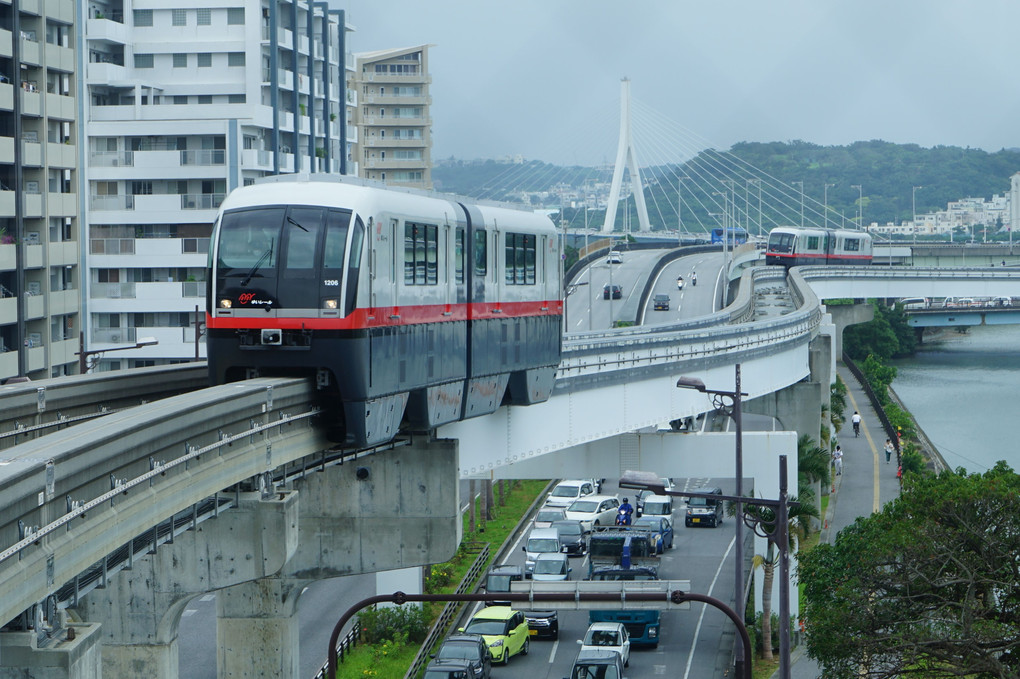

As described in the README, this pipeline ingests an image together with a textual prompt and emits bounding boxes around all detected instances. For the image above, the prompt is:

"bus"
[710,227,748,245]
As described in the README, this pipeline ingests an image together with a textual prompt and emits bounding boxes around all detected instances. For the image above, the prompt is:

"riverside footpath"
[776,363,903,679]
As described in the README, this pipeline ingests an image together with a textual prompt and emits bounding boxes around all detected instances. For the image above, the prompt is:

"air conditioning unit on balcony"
[24,232,39,245]
[27,281,41,295]
[110,334,120,342]
[28,333,41,347]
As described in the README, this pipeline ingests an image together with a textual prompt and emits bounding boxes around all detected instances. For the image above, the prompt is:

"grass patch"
[752,656,779,679]
[334,479,550,679]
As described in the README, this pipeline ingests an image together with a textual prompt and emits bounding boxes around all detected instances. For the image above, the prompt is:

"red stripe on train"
[207,300,563,330]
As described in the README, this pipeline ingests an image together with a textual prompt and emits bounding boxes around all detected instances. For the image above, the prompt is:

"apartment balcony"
[362,94,431,106]
[363,158,425,170]
[86,16,130,45]
[181,149,226,166]
[360,73,432,85]
[20,35,40,67]
[25,293,45,319]
[91,282,136,300]
[181,193,225,211]
[91,326,137,344]
[47,141,76,168]
[361,116,431,127]
[364,137,424,148]
[27,345,46,373]
[45,93,75,120]
[20,0,42,16]
[46,0,76,24]
[0,350,18,379]
[0,29,12,59]
[24,193,43,218]
[87,61,128,84]
[48,288,78,316]
[49,240,78,266]
[90,194,134,211]
[241,149,272,169]
[0,244,12,272]
[46,193,78,218]
[0,83,12,113]
[0,191,14,219]
[90,151,134,168]
[0,296,15,324]
[44,43,75,72]
[22,140,41,167]
[21,89,42,116]
[49,337,78,367]
[24,244,43,268]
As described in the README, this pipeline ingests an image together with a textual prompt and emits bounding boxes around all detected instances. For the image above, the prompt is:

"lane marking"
[845,388,881,513]
[682,536,735,679]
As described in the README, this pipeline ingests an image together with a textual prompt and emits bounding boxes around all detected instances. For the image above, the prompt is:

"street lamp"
[793,181,804,227]
[77,335,158,374]
[851,184,863,230]
[620,455,798,679]
[675,364,748,677]
[823,183,835,228]
[912,186,923,244]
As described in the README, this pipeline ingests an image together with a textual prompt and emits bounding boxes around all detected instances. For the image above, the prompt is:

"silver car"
[564,495,621,533]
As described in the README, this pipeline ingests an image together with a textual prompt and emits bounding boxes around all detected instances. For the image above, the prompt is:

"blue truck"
[586,529,661,647]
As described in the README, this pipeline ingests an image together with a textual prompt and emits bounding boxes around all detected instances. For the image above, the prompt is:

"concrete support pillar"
[825,302,874,358]
[216,578,300,679]
[0,622,102,679]
[71,491,298,679]
[282,438,461,579]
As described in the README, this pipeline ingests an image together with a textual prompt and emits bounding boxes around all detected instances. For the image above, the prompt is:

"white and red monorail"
[765,226,873,267]
[206,176,562,447]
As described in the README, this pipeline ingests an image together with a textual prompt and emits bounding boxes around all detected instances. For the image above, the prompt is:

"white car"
[578,621,631,667]
[533,507,566,529]
[564,495,621,533]
[607,250,623,264]
[544,480,597,509]
[531,552,572,581]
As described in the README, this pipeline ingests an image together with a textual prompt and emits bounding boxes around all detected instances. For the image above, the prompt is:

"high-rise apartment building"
[0,0,80,381]
[351,45,432,189]
[80,0,352,371]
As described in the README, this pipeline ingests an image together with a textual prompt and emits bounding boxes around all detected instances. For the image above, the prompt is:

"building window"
[173,53,187,68]
[134,54,154,69]
[227,94,246,104]
[173,95,188,105]
[134,9,153,26]
[228,52,245,67]
[131,181,152,195]
[172,9,187,26]
[197,53,212,67]
[197,8,211,25]
[197,95,213,104]
[227,7,245,24]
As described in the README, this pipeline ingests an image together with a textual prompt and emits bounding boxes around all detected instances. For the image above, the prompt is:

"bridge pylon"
[602,78,651,234]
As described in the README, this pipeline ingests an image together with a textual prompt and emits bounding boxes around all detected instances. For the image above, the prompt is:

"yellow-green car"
[460,606,530,664]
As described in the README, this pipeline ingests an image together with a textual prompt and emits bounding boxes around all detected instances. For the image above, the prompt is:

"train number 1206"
[323,279,339,286]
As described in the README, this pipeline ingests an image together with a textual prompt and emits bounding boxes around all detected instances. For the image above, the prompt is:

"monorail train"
[764,226,873,266]
[206,176,563,447]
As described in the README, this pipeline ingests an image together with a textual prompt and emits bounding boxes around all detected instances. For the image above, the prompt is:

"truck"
[585,528,662,647]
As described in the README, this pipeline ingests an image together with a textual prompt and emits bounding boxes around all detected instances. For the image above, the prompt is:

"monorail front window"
[768,232,794,253]
[217,207,283,273]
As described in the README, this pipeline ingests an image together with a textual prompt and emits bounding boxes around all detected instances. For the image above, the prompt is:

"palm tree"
[747,494,819,661]
[797,434,831,531]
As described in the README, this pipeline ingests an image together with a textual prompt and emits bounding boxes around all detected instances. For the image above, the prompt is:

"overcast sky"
[330,1,1020,166]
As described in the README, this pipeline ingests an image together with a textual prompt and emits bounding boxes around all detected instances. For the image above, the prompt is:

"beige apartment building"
[351,45,432,189]
[0,0,80,381]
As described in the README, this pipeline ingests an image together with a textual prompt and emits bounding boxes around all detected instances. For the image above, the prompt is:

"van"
[522,526,562,575]
[545,479,597,509]
[900,297,928,310]
[638,495,673,520]
[685,487,724,527]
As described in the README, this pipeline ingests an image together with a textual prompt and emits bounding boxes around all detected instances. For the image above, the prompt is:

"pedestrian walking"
[884,438,894,464]
[832,445,844,476]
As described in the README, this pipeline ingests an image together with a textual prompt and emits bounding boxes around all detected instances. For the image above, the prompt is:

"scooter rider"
[691,271,697,286]
[676,275,684,290]
[616,498,634,526]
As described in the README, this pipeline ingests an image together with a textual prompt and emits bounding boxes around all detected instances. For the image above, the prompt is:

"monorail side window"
[845,238,860,252]
[345,218,364,315]
[473,230,487,277]
[455,227,465,283]
[403,222,438,286]
[806,236,820,250]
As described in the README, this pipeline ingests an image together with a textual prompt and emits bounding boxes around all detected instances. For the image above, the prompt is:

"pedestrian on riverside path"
[832,445,844,476]
[884,439,894,464]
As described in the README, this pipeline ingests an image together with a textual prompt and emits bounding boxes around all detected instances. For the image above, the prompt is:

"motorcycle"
[615,507,633,526]
[691,273,697,287]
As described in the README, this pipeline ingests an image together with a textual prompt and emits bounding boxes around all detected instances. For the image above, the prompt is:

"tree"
[748,491,819,661]
[799,462,1020,678]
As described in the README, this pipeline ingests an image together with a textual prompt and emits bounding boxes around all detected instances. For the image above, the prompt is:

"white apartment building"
[351,45,432,189]
[0,0,80,382]
[80,0,353,371]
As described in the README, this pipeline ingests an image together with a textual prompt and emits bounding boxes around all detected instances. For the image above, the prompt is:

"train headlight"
[219,299,232,309]
[323,299,338,310]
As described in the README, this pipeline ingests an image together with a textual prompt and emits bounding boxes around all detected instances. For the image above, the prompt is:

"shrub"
[358,605,428,644]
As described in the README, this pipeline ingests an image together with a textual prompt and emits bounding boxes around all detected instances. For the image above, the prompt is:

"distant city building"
[79,0,352,371]
[0,0,80,381]
[351,45,432,189]
[868,187,1013,240]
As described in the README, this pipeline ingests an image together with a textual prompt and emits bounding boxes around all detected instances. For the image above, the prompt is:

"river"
[889,324,1020,474]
